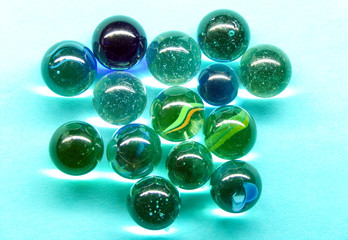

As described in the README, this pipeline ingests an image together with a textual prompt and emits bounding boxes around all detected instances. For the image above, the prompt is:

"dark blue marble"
[197,64,239,106]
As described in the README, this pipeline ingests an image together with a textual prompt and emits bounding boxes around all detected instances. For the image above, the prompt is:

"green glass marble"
[197,9,250,62]
[93,72,147,125]
[210,160,262,213]
[240,44,292,98]
[166,141,213,190]
[150,86,205,142]
[107,124,162,179]
[49,121,104,175]
[127,176,181,230]
[41,41,97,96]
[204,105,256,160]
[146,31,201,85]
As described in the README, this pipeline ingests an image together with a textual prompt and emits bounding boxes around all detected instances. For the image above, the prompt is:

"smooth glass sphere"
[166,141,213,190]
[127,176,181,230]
[146,31,201,85]
[107,124,162,179]
[240,44,292,98]
[41,41,97,96]
[93,72,147,125]
[197,9,250,62]
[49,121,104,175]
[204,105,256,160]
[198,64,239,106]
[150,86,205,142]
[92,15,147,70]
[210,160,262,213]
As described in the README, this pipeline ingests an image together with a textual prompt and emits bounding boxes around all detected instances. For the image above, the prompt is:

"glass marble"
[93,72,147,125]
[92,15,147,70]
[127,176,181,230]
[197,9,250,62]
[240,44,292,98]
[41,41,97,97]
[166,141,213,190]
[210,160,262,213]
[49,121,104,175]
[150,86,204,142]
[107,124,162,179]
[198,64,239,106]
[146,31,201,85]
[204,105,256,160]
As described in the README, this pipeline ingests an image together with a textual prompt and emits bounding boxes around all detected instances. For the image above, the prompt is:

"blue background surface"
[0,0,347,239]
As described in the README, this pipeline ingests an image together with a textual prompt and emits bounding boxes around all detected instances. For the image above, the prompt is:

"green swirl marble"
[204,106,256,160]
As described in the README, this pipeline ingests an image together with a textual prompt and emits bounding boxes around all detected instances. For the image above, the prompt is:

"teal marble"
[150,86,205,142]
[146,31,201,85]
[49,121,104,175]
[197,9,250,62]
[166,141,213,190]
[127,176,181,230]
[93,72,147,125]
[41,41,97,97]
[240,44,292,98]
[210,160,262,213]
[107,124,162,179]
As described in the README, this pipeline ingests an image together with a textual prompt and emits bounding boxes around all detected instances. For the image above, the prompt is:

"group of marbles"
[43,8,291,231]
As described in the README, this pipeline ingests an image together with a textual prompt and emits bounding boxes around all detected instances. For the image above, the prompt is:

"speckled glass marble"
[49,121,104,175]
[240,44,292,98]
[107,124,162,179]
[210,160,262,213]
[41,41,97,96]
[204,105,256,160]
[92,15,147,70]
[198,64,239,106]
[127,176,181,230]
[166,141,213,190]
[93,72,147,125]
[146,31,201,85]
[150,86,205,142]
[197,9,250,62]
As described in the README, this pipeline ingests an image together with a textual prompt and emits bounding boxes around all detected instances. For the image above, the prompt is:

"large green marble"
[41,41,97,97]
[166,141,213,190]
[146,31,201,85]
[107,124,162,179]
[127,176,181,230]
[150,86,205,142]
[197,9,250,62]
[240,44,292,98]
[210,160,262,213]
[49,121,104,175]
[204,105,256,160]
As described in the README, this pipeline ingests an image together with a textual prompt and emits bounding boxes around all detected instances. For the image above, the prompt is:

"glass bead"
[41,41,97,97]
[49,121,104,175]
[93,72,147,125]
[127,176,181,230]
[107,124,162,179]
[210,160,262,213]
[204,105,256,160]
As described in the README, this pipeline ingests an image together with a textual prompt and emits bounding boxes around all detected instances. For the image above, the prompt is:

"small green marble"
[210,160,262,213]
[166,141,213,190]
[146,31,201,85]
[107,124,162,179]
[150,86,205,142]
[240,44,292,98]
[49,121,104,175]
[41,41,97,97]
[197,9,250,62]
[93,72,147,125]
[204,105,256,160]
[127,176,181,230]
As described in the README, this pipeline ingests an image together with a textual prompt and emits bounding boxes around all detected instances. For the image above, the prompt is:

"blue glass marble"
[198,64,239,106]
